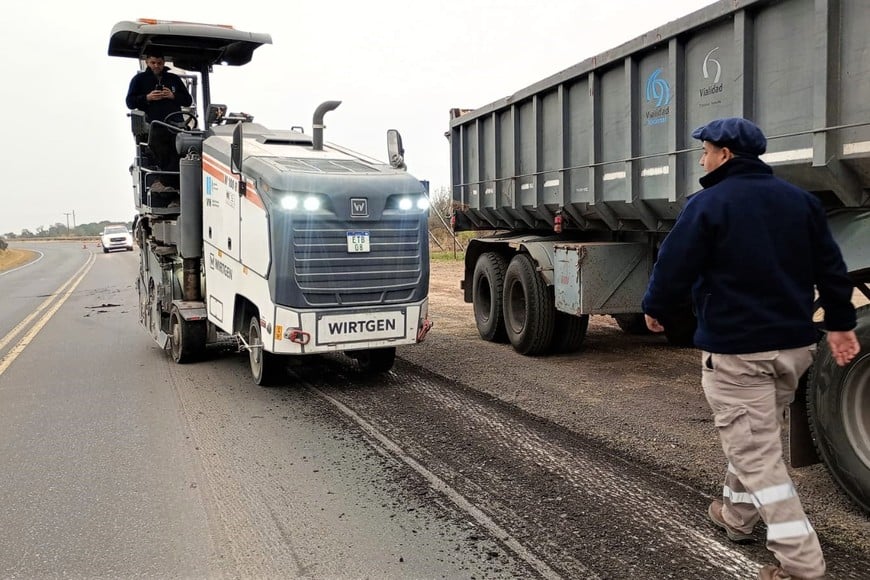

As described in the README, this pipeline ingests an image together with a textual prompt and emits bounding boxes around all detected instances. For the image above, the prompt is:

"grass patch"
[0,248,38,272]
[430,250,465,262]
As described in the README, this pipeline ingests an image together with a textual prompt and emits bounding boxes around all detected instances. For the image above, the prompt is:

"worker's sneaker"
[150,181,177,193]
[757,564,821,579]
[708,499,755,543]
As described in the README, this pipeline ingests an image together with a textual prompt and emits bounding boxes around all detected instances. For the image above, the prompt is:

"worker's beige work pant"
[701,345,825,579]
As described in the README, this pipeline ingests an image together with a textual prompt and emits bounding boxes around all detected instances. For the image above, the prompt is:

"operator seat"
[129,109,157,168]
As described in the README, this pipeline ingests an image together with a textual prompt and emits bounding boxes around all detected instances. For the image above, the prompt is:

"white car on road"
[100,225,134,253]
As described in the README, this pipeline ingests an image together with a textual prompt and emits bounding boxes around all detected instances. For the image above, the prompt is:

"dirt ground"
[400,258,870,553]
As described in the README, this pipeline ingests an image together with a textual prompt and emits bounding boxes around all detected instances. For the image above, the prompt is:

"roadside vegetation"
[0,247,38,273]
[2,220,132,240]
[430,250,465,262]
[427,186,475,262]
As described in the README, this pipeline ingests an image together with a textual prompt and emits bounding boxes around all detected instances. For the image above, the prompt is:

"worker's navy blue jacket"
[642,156,856,354]
[125,67,193,124]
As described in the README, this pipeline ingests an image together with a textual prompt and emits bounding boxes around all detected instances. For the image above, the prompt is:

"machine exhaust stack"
[312,100,342,151]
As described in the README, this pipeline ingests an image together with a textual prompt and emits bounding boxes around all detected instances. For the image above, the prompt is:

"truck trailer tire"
[806,304,870,514]
[169,305,206,364]
[551,312,589,354]
[473,252,508,342]
[613,313,651,335]
[249,315,281,386]
[503,253,554,355]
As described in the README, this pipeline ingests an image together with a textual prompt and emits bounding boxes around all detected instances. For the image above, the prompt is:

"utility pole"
[72,211,76,231]
[63,212,72,234]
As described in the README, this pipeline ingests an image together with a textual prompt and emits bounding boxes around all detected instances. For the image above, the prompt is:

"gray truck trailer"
[448,0,870,513]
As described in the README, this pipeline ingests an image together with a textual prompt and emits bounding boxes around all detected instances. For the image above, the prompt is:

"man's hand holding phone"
[148,84,171,102]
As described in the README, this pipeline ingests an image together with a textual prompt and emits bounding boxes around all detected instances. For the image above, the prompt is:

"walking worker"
[641,117,860,580]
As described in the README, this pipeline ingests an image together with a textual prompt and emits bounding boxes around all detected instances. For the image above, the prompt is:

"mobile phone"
[155,84,164,90]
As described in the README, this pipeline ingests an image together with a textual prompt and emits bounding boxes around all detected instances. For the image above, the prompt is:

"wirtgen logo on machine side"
[209,253,233,280]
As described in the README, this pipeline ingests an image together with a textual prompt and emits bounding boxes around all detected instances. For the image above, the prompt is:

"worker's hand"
[645,314,665,333]
[827,330,861,367]
[147,88,172,101]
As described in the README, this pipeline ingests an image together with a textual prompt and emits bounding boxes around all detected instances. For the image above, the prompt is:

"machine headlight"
[281,195,324,212]
[398,197,414,211]
[416,197,430,211]
[303,196,321,211]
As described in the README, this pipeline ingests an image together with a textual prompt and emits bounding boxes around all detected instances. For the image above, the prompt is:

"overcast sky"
[0,0,716,235]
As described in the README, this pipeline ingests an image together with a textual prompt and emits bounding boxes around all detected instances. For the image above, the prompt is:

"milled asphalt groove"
[304,359,777,580]
[399,373,760,577]
[310,385,572,580]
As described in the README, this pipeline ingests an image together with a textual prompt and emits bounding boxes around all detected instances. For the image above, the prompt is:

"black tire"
[806,304,870,514]
[550,312,590,354]
[249,315,281,386]
[169,306,206,364]
[355,347,396,375]
[503,254,555,356]
[103,247,109,254]
[613,313,651,335]
[472,252,508,342]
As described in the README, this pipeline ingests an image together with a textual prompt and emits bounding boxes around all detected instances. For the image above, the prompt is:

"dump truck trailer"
[448,0,870,513]
[109,19,431,385]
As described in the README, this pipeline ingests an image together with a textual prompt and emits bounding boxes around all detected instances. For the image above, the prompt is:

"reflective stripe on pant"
[701,345,825,579]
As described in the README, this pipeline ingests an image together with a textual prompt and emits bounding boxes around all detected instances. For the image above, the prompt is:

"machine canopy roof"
[108,19,272,70]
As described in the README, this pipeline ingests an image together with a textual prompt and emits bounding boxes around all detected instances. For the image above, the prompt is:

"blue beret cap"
[691,117,767,156]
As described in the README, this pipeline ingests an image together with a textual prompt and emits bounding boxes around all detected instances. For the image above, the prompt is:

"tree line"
[1,221,133,243]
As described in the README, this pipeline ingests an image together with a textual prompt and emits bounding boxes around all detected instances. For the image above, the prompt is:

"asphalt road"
[0,242,534,578]
[0,241,867,579]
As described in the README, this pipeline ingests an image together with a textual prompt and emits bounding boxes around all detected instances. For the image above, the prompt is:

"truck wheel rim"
[478,277,493,322]
[506,280,526,331]
[171,313,181,359]
[842,354,870,470]
[250,320,264,376]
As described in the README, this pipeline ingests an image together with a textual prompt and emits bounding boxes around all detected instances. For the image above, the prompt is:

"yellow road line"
[0,252,96,377]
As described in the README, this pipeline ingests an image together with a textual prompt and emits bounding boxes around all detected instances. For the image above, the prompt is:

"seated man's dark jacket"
[125,67,193,124]
[642,156,856,354]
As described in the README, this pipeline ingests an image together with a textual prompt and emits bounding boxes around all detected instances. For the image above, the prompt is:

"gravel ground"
[399,259,870,555]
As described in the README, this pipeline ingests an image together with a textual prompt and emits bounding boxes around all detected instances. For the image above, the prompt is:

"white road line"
[309,385,580,580]
[0,252,96,377]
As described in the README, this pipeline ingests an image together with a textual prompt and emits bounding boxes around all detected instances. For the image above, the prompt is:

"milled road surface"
[292,354,870,579]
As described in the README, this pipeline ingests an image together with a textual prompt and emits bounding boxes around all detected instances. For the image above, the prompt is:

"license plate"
[347,231,370,253]
[317,310,406,344]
